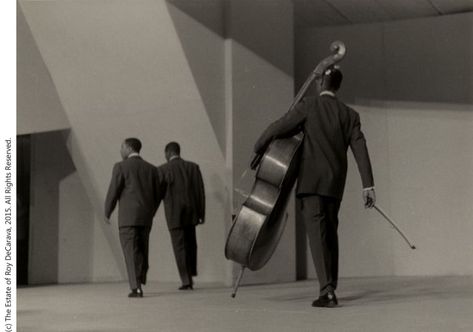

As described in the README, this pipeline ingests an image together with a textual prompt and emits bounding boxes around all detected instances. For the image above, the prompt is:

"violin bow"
[374,205,416,250]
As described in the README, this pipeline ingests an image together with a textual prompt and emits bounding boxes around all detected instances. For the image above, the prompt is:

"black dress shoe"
[312,292,338,308]
[178,284,193,290]
[128,288,143,298]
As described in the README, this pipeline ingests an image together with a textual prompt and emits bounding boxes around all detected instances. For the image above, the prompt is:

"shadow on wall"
[17,4,70,135]
[28,130,94,284]
[166,0,294,158]
[64,130,128,283]
[467,22,472,99]
[295,12,473,105]
[166,1,226,155]
[167,0,293,76]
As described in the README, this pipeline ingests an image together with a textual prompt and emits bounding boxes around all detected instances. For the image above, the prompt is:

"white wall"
[297,13,473,278]
[379,102,473,276]
[337,101,473,278]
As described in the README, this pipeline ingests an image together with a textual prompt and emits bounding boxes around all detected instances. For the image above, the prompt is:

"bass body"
[225,132,303,271]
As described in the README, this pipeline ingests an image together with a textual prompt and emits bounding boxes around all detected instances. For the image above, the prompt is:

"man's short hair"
[124,138,142,153]
[165,141,181,155]
[323,67,343,91]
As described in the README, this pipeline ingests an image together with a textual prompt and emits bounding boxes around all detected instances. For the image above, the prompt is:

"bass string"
[232,167,251,215]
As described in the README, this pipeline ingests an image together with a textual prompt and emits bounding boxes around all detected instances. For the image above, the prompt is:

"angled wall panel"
[167,1,226,154]
[17,5,69,135]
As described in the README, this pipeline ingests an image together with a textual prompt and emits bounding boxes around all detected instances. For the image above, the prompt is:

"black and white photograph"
[3,0,473,331]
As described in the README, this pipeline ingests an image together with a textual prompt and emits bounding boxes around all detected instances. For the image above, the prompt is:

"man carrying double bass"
[253,67,376,308]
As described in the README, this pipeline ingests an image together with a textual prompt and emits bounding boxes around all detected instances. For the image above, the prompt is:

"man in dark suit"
[254,68,376,307]
[105,138,161,298]
[157,142,205,290]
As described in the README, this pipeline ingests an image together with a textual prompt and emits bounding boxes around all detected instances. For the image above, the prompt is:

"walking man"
[254,68,376,307]
[105,138,161,298]
[157,142,205,290]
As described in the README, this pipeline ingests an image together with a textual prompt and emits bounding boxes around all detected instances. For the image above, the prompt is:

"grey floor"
[18,276,473,332]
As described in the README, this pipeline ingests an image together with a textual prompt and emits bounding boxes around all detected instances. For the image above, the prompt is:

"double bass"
[225,41,347,297]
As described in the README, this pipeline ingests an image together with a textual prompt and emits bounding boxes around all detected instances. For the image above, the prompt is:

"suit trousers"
[170,226,197,286]
[299,195,341,295]
[119,226,151,290]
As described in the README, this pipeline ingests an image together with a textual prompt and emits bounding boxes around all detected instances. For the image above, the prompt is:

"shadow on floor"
[263,277,473,306]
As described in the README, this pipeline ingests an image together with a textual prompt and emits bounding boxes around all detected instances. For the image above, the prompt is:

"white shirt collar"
[320,90,336,97]
[169,155,180,161]
[128,152,140,158]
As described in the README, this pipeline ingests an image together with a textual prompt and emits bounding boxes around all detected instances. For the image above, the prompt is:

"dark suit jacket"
[157,158,205,230]
[254,95,374,200]
[105,156,161,227]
